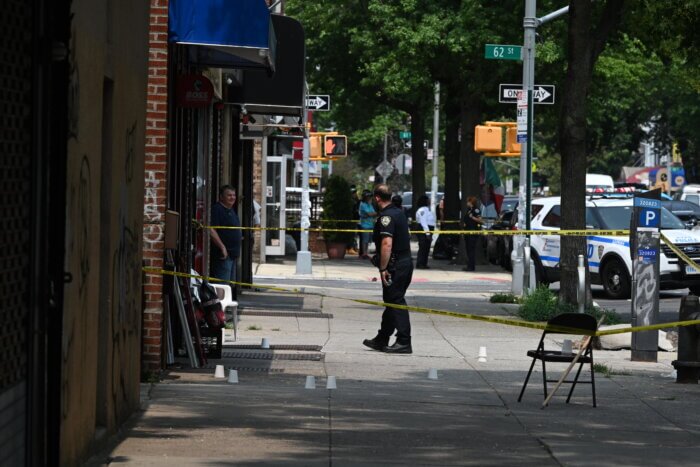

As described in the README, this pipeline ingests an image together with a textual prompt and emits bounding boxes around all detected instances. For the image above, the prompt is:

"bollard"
[577,254,586,314]
[672,295,700,384]
[523,238,531,297]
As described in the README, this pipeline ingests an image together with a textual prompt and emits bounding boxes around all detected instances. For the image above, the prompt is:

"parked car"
[585,173,615,193]
[501,195,519,213]
[679,184,700,206]
[662,200,700,229]
[527,196,700,299]
[486,209,517,270]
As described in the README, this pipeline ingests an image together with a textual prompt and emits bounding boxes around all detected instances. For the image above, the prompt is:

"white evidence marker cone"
[305,375,316,389]
[214,364,225,378]
[227,369,239,384]
[427,368,438,380]
[261,337,270,349]
[326,376,337,390]
[478,346,487,363]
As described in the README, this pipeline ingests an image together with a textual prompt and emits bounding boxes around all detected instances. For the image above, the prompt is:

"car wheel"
[487,236,499,264]
[601,258,631,299]
[532,254,547,286]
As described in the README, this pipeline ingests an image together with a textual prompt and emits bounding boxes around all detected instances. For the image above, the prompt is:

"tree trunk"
[444,97,461,221]
[559,0,624,305]
[410,110,426,216]
[455,95,482,265]
[460,95,482,207]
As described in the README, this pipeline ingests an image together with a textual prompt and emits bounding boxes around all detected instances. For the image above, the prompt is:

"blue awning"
[169,0,276,71]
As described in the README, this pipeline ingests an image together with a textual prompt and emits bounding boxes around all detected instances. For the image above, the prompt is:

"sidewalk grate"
[223,344,323,351]
[238,311,333,319]
[221,351,324,361]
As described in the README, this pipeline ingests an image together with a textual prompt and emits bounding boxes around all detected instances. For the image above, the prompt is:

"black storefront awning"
[169,0,276,71]
[226,15,305,118]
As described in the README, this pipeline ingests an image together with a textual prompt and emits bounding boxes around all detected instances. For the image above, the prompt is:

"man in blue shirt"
[210,185,241,292]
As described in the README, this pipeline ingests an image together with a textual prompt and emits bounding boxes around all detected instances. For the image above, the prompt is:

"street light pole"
[512,1,569,295]
[296,86,312,275]
[515,0,537,294]
[430,82,440,215]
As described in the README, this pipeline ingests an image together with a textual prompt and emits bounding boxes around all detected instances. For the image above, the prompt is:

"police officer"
[363,184,414,354]
[463,196,483,272]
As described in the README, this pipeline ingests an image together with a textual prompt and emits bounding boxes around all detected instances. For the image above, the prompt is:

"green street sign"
[484,44,522,61]
[399,131,411,139]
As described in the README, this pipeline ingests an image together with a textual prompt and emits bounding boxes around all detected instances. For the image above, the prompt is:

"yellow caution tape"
[144,267,700,337]
[199,224,630,237]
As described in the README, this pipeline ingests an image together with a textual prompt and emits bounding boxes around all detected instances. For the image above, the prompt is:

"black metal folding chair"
[517,313,598,407]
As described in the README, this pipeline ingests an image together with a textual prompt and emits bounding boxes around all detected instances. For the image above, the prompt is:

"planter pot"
[325,242,347,259]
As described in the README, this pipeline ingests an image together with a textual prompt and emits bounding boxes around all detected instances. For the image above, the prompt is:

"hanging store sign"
[176,74,214,108]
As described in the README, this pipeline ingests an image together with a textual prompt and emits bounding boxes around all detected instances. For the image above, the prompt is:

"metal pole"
[523,237,531,296]
[296,87,312,274]
[577,254,585,313]
[523,1,536,231]
[514,0,537,293]
[666,153,673,196]
[431,82,440,215]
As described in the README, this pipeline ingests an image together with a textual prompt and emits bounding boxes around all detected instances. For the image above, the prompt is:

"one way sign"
[499,84,555,105]
[306,95,331,111]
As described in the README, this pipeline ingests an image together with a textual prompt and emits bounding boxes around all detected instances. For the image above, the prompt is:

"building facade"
[0,0,150,464]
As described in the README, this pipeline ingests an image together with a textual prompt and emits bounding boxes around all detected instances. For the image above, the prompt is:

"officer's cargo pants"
[379,256,414,344]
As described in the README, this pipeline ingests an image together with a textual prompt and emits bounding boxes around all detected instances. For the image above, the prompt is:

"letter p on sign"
[640,208,659,228]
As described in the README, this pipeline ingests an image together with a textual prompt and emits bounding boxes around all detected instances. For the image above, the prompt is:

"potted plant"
[321,175,357,259]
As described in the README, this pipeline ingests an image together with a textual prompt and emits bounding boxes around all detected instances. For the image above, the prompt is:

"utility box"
[506,127,521,154]
[474,125,503,153]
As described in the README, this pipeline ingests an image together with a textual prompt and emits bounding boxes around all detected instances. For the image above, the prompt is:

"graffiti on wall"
[77,156,91,294]
[111,122,141,413]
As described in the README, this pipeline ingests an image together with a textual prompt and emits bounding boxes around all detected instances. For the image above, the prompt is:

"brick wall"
[142,0,169,371]
[253,139,263,258]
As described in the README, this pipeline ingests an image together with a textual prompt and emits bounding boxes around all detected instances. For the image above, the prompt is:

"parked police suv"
[528,196,700,299]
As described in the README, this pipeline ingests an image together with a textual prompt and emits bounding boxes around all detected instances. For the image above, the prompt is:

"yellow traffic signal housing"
[474,126,502,153]
[310,135,323,159]
[506,127,521,154]
[324,135,347,157]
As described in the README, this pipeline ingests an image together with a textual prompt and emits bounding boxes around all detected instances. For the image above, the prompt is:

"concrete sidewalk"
[254,256,513,283]
[94,289,700,466]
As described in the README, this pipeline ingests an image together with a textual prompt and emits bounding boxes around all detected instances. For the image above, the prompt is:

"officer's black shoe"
[383,342,413,354]
[363,338,388,351]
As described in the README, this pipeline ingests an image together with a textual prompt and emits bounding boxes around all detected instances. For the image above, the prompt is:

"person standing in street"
[363,184,414,354]
[358,189,377,259]
[414,194,436,269]
[462,196,482,272]
[349,185,361,255]
[209,185,242,295]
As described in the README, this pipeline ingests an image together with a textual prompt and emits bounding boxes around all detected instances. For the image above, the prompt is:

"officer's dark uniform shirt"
[211,202,242,257]
[463,206,482,231]
[373,204,411,255]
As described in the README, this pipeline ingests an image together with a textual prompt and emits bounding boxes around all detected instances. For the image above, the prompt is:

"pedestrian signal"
[506,127,521,154]
[310,135,323,159]
[474,126,502,153]
[324,135,347,157]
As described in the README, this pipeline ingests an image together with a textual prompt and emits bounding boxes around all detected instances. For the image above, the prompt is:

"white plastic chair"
[210,283,238,342]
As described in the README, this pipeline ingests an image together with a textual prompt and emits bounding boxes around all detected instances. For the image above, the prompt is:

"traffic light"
[506,127,521,154]
[324,135,347,157]
[474,125,502,153]
[310,135,323,159]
